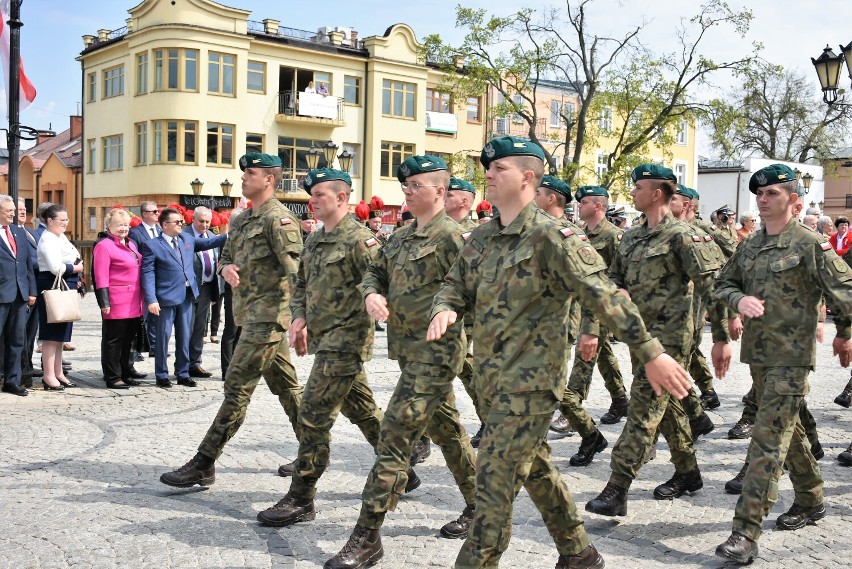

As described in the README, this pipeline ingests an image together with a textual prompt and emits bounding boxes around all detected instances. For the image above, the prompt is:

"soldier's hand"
[579,334,599,362]
[643,353,690,399]
[148,302,160,316]
[728,315,743,341]
[833,336,852,367]
[427,311,457,341]
[737,296,765,319]
[816,322,824,344]
[222,264,240,288]
[289,318,307,355]
[365,293,389,321]
[294,328,308,356]
[711,341,732,379]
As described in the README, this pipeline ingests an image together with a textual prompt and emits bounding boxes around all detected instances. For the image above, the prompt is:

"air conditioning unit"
[279,178,298,191]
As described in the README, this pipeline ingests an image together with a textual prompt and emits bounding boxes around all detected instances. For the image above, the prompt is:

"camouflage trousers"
[690,301,714,394]
[733,366,823,541]
[458,339,484,423]
[290,351,383,501]
[740,385,819,447]
[609,350,697,489]
[359,361,476,528]
[456,392,589,568]
[559,329,625,438]
[198,322,302,460]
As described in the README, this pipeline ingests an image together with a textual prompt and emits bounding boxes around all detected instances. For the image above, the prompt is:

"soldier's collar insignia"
[365,237,378,247]
[281,218,292,225]
[484,143,495,158]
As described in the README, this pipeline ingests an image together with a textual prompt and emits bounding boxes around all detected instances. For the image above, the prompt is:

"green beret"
[631,163,677,183]
[749,164,797,194]
[449,177,476,194]
[675,184,694,198]
[540,176,572,202]
[300,211,315,221]
[397,155,448,182]
[239,152,282,171]
[302,168,352,195]
[574,185,609,201]
[480,136,545,169]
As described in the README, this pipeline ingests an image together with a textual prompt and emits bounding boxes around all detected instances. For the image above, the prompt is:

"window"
[135,122,147,165]
[103,65,124,98]
[550,100,561,128]
[674,162,687,185]
[426,88,450,113]
[88,207,97,232]
[341,143,360,177]
[102,135,123,171]
[380,141,415,178]
[467,97,481,123]
[343,75,360,105]
[598,107,612,133]
[676,120,688,145]
[86,139,96,173]
[207,123,234,165]
[564,102,576,119]
[246,133,264,154]
[278,137,331,174]
[512,94,524,123]
[382,79,416,119]
[87,73,96,103]
[152,120,197,164]
[595,151,608,180]
[208,52,235,95]
[247,60,265,93]
[136,52,148,95]
[154,48,198,91]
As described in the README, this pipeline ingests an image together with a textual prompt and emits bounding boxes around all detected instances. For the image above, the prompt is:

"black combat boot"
[727,417,753,439]
[838,442,852,466]
[409,436,432,466]
[569,429,608,467]
[324,525,383,569]
[256,493,316,527]
[653,469,703,500]
[689,413,715,439]
[277,459,296,477]
[159,453,215,487]
[585,482,628,516]
[715,532,758,564]
[555,543,605,568]
[599,395,629,424]
[776,503,826,530]
[835,378,852,408]
[470,424,485,449]
[724,462,748,494]
[549,413,575,436]
[439,503,475,539]
[404,468,421,493]
[699,389,721,410]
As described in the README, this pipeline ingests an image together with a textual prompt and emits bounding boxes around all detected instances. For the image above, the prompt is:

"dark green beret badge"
[631,163,677,183]
[302,168,352,195]
[748,164,797,194]
[397,155,448,182]
[574,185,609,201]
[480,136,546,169]
[239,152,282,171]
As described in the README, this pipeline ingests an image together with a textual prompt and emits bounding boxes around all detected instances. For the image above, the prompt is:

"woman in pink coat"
[93,209,145,389]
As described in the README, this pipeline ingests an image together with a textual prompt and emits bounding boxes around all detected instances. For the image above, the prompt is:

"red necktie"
[4,226,16,256]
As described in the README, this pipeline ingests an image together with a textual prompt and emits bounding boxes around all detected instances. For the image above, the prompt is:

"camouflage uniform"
[559,217,626,437]
[286,213,384,500]
[356,210,476,528]
[454,216,482,422]
[714,217,852,541]
[605,212,721,489]
[198,199,303,460]
[431,202,666,567]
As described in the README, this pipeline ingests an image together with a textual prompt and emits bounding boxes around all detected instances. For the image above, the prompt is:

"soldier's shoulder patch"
[711,224,718,230]
[461,231,472,241]
[365,237,378,247]
[577,245,598,265]
[692,235,701,242]
[280,217,292,226]
[704,235,713,242]
[821,241,833,252]
[560,227,575,238]
[616,233,623,241]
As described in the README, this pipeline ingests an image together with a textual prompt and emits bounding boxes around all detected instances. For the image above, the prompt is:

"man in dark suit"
[187,206,220,378]
[0,196,37,396]
[17,199,40,387]
[140,207,226,388]
[129,201,162,355]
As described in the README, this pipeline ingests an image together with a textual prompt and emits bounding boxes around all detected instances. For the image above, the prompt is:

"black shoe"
[715,532,758,564]
[374,322,384,332]
[689,413,715,439]
[57,379,78,388]
[569,429,608,467]
[2,384,29,396]
[21,377,33,388]
[404,468,421,493]
[278,459,296,477]
[133,352,145,362]
[409,437,431,466]
[599,395,629,425]
[549,413,575,436]
[838,442,852,466]
[156,378,172,388]
[324,525,383,569]
[776,503,826,530]
[699,389,721,410]
[127,370,147,379]
[256,493,316,527]
[440,504,475,539]
[834,380,852,408]
[555,544,605,569]
[811,441,824,461]
[585,482,628,517]
[725,462,749,495]
[160,454,215,487]
[653,469,703,500]
[728,417,754,439]
[189,366,213,378]
[105,380,128,390]
[122,378,142,387]
[470,424,484,449]
[176,377,197,387]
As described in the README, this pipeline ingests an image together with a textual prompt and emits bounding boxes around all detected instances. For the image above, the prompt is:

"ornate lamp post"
[337,149,354,173]
[305,145,322,170]
[812,43,852,106]
[190,178,204,196]
[220,179,233,197]
[320,139,339,167]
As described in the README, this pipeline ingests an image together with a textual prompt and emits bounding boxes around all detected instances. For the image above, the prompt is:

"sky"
[2,0,851,155]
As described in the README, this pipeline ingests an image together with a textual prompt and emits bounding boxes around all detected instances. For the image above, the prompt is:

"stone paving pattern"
[1,296,851,568]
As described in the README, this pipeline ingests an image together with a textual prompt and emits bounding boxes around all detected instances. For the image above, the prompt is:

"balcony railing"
[278,90,345,123]
[248,21,364,49]
[493,117,547,138]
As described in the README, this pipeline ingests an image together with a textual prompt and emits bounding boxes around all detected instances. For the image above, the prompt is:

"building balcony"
[425,111,458,134]
[276,91,345,127]
[491,117,547,138]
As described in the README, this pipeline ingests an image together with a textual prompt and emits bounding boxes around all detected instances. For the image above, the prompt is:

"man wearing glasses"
[129,201,162,355]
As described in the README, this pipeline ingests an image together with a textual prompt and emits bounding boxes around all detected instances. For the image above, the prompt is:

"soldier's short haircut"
[542,187,566,209]
[588,195,608,208]
[512,156,545,188]
[159,207,180,225]
[422,169,451,190]
[328,179,353,195]
[263,166,284,188]
[778,180,798,195]
[658,180,676,200]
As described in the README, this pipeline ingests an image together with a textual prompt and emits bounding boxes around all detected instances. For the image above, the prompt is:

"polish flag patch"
[280,218,292,226]
[560,227,574,238]
[461,232,472,241]
[821,242,833,251]
[365,238,378,247]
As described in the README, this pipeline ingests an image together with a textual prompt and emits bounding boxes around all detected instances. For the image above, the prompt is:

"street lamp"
[190,178,204,196]
[811,43,852,106]
[220,179,233,197]
[802,172,814,194]
[337,149,354,173]
[305,144,322,170]
[321,139,338,166]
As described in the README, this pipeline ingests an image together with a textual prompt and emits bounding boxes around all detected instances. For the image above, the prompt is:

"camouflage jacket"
[608,211,722,352]
[218,199,302,328]
[431,202,663,413]
[715,217,852,367]
[458,216,478,232]
[359,210,466,370]
[291,214,379,361]
[578,217,623,338]
[693,218,737,258]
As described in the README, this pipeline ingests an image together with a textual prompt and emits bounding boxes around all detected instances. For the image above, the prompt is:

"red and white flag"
[0,0,36,111]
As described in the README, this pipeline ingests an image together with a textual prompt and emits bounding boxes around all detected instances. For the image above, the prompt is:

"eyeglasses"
[401,181,440,192]
[142,209,160,214]
[162,219,184,226]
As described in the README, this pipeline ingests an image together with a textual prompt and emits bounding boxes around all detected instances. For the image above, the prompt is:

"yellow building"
[78,0,486,238]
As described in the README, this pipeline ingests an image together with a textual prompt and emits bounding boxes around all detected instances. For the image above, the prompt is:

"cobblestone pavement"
[1,295,851,568]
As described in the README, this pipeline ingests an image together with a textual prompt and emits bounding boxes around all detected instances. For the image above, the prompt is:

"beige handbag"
[43,273,82,323]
